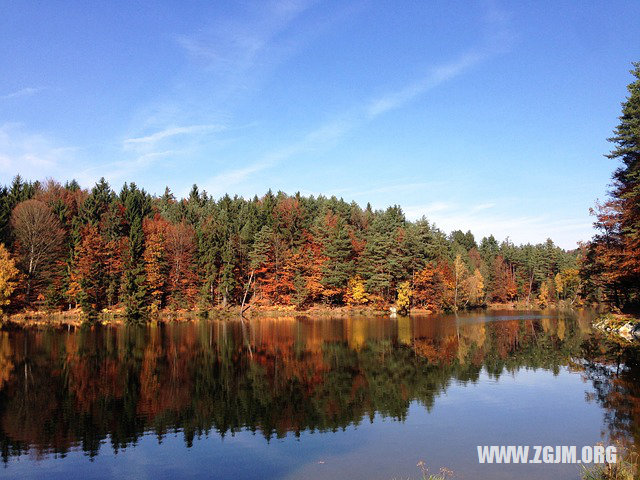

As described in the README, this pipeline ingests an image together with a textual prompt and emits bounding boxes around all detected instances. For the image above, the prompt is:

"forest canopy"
[0,175,579,318]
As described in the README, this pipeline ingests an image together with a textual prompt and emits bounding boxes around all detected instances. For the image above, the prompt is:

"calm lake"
[1,311,638,480]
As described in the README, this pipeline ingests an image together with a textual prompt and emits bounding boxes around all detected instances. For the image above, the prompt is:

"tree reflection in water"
[0,311,637,463]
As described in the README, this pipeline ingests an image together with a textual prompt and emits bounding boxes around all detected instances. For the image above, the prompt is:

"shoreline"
[1,302,595,328]
[593,313,640,342]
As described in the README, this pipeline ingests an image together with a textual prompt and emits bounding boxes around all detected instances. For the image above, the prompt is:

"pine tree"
[122,184,150,320]
[219,242,236,307]
[321,215,354,302]
[360,206,406,301]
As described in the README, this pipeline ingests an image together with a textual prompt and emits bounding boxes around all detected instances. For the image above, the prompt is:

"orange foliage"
[491,255,517,302]
[166,220,198,307]
[412,263,445,312]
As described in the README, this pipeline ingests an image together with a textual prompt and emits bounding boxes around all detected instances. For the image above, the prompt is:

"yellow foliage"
[0,243,19,313]
[453,254,469,310]
[555,272,564,295]
[464,268,485,306]
[555,268,580,300]
[538,281,550,307]
[345,275,368,305]
[396,281,412,315]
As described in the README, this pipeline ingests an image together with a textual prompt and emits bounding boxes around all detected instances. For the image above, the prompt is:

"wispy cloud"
[176,0,317,80]
[202,3,514,194]
[203,45,495,195]
[124,124,225,148]
[366,52,486,118]
[470,202,496,213]
[1,87,45,100]
[202,114,356,196]
[0,123,77,179]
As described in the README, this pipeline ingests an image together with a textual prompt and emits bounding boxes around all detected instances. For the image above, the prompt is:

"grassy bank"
[581,450,638,480]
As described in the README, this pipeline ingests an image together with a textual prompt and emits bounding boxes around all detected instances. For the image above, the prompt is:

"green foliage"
[122,185,151,320]
[321,216,354,296]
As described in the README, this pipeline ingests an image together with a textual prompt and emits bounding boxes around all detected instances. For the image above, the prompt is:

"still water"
[0,311,638,480]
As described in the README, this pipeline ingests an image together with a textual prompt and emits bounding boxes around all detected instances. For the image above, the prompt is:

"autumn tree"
[0,176,38,247]
[143,216,169,310]
[11,199,65,303]
[555,268,580,303]
[0,243,19,312]
[452,254,469,311]
[465,268,485,307]
[345,275,368,305]
[490,255,517,303]
[73,225,109,315]
[290,232,325,308]
[412,264,444,312]
[166,220,197,307]
[396,281,411,315]
[249,225,294,304]
[538,281,550,308]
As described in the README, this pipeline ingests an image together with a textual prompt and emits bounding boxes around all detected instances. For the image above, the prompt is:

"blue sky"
[1,1,639,248]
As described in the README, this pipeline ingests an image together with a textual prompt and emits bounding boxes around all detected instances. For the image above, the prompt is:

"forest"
[0,63,638,320]
[0,175,584,319]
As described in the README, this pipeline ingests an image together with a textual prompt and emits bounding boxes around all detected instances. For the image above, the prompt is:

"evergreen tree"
[321,216,354,301]
[122,184,150,320]
[220,242,236,306]
[360,206,406,300]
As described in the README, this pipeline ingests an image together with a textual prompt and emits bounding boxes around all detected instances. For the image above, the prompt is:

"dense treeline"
[582,63,640,310]
[0,174,580,318]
